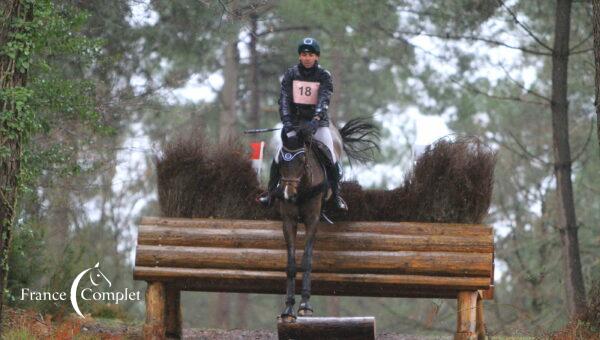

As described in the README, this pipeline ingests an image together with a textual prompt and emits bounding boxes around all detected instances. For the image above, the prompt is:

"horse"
[277,118,379,321]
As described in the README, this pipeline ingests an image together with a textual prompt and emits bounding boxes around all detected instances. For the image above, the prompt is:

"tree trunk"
[0,1,33,334]
[220,1,239,143]
[329,45,343,122]
[550,0,586,317]
[249,14,260,129]
[594,0,600,156]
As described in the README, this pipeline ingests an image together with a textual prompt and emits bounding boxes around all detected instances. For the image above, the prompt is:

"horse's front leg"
[281,218,298,321]
[298,207,319,316]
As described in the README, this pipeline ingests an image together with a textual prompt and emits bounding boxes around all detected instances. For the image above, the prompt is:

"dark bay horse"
[277,118,379,321]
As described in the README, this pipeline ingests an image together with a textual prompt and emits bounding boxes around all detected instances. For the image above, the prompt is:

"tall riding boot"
[327,162,348,211]
[258,160,280,207]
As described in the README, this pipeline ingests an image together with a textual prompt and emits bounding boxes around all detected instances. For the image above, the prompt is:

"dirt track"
[180,329,442,339]
[3,307,449,339]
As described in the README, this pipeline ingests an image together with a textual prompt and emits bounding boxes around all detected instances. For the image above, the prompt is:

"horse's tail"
[339,117,380,165]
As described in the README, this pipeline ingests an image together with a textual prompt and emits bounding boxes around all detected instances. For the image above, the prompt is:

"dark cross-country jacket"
[279,62,333,128]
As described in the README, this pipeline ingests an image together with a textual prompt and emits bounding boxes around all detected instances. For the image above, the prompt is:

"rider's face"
[299,52,319,68]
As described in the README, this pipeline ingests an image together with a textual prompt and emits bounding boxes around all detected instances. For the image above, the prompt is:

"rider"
[258,37,347,211]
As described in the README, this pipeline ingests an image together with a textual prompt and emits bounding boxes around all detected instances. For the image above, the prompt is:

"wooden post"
[455,291,477,340]
[143,281,166,340]
[277,316,375,340]
[165,286,182,339]
[476,291,486,340]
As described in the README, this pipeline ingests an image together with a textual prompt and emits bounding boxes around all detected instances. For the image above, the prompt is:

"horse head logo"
[70,262,111,318]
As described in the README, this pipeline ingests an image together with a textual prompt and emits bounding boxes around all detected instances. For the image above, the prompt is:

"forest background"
[1,0,599,336]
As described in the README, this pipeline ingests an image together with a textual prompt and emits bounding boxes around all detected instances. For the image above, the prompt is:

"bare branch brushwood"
[156,134,495,225]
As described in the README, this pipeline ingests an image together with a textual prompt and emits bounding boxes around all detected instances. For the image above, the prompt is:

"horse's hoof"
[298,302,313,317]
[280,305,296,322]
[280,314,296,323]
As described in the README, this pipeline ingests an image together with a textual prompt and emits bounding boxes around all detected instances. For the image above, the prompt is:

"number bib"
[292,80,320,105]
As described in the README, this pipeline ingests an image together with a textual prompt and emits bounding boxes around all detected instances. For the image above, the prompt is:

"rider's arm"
[315,69,333,120]
[278,69,294,128]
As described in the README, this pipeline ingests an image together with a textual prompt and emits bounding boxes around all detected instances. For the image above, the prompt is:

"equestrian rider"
[258,37,348,211]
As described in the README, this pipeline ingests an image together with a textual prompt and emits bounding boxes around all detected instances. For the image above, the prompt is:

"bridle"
[279,138,329,205]
[279,145,312,190]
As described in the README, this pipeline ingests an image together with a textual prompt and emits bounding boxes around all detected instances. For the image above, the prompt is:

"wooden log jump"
[277,317,376,340]
[133,217,494,339]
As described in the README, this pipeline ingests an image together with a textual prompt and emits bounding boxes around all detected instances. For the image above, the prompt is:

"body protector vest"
[278,62,333,128]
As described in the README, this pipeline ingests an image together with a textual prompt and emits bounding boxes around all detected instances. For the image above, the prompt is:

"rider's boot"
[327,161,348,211]
[257,160,280,207]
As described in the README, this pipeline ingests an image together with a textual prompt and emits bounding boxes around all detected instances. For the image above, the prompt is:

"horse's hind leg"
[298,212,319,316]
[281,219,298,321]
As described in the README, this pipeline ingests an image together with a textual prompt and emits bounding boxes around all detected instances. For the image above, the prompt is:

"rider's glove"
[315,107,327,121]
[282,120,296,138]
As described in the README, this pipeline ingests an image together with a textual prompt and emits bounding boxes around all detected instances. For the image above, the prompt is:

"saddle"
[309,139,334,169]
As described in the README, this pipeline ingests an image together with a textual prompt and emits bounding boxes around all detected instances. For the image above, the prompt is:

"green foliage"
[1,328,36,340]
[405,0,501,33]
[0,88,35,140]
[5,220,46,305]
[89,303,130,320]
[2,0,122,317]
[410,0,597,332]
[1,0,108,191]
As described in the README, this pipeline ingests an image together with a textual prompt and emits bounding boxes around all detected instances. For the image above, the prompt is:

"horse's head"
[279,145,307,204]
[89,262,112,288]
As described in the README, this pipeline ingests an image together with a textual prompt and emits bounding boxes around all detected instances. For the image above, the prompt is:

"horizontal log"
[278,317,375,340]
[140,217,493,237]
[138,225,494,253]
[133,267,492,297]
[135,245,492,277]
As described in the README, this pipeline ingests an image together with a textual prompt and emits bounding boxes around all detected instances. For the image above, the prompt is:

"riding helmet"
[297,37,320,55]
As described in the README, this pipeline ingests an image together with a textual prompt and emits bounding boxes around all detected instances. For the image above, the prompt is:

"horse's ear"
[94,262,100,268]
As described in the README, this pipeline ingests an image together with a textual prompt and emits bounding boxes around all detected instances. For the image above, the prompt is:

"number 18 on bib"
[292,80,320,105]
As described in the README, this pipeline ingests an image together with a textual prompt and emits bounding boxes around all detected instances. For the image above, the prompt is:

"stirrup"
[256,191,272,207]
[334,196,348,211]
[320,212,334,224]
